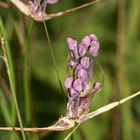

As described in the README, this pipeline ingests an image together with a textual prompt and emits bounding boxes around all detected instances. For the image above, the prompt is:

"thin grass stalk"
[0,19,26,140]
[10,0,100,21]
[42,21,65,95]
[35,0,65,95]
[64,123,81,140]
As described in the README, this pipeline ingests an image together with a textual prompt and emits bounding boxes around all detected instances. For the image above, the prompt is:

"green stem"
[36,0,65,99]
[42,20,64,95]
[0,19,26,140]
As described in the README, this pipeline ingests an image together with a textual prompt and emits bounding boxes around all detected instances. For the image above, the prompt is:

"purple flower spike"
[77,69,88,81]
[73,79,83,92]
[89,41,99,57]
[64,76,73,89]
[65,34,101,119]
[81,57,90,69]
[67,37,77,51]
[47,0,59,4]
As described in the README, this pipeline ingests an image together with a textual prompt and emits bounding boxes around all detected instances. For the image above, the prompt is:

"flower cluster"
[65,34,102,119]
[29,0,59,15]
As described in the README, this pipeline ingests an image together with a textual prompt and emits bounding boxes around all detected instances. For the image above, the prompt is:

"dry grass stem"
[0,91,139,132]
[10,0,100,21]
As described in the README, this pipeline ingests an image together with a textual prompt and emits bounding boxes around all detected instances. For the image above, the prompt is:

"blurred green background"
[0,0,140,139]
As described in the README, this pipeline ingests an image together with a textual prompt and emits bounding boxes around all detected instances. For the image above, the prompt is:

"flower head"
[65,34,102,119]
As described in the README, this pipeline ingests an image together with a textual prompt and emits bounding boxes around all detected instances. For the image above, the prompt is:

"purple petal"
[47,0,59,4]
[69,88,79,97]
[67,95,80,118]
[90,82,102,96]
[78,44,88,57]
[81,35,91,46]
[64,76,73,89]
[82,79,88,89]
[77,68,88,81]
[75,64,82,73]
[80,97,90,109]
[93,82,102,92]
[73,79,83,92]
[68,60,77,69]
[89,34,98,41]
[80,57,90,69]
[73,47,79,60]
[89,41,99,57]
[67,37,77,51]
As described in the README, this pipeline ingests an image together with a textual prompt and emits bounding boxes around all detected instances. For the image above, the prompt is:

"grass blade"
[0,19,26,140]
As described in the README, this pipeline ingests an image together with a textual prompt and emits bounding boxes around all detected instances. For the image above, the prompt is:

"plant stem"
[10,0,101,21]
[41,16,65,95]
[0,91,139,132]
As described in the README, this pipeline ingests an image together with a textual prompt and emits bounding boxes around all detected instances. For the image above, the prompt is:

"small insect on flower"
[65,34,102,119]
[29,0,59,15]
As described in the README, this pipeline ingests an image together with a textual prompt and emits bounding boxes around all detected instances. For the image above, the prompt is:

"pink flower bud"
[89,41,99,57]
[81,35,91,46]
[69,88,78,97]
[64,76,73,89]
[93,82,102,91]
[81,57,90,69]
[68,60,77,69]
[89,34,98,41]
[75,64,82,73]
[73,79,83,92]
[80,97,90,109]
[79,44,88,57]
[77,69,88,81]
[67,37,77,51]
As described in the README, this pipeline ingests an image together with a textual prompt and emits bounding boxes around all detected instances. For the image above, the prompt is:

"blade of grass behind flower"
[24,20,34,124]
[0,19,26,140]
[23,20,35,140]
[0,89,11,125]
[0,89,19,140]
